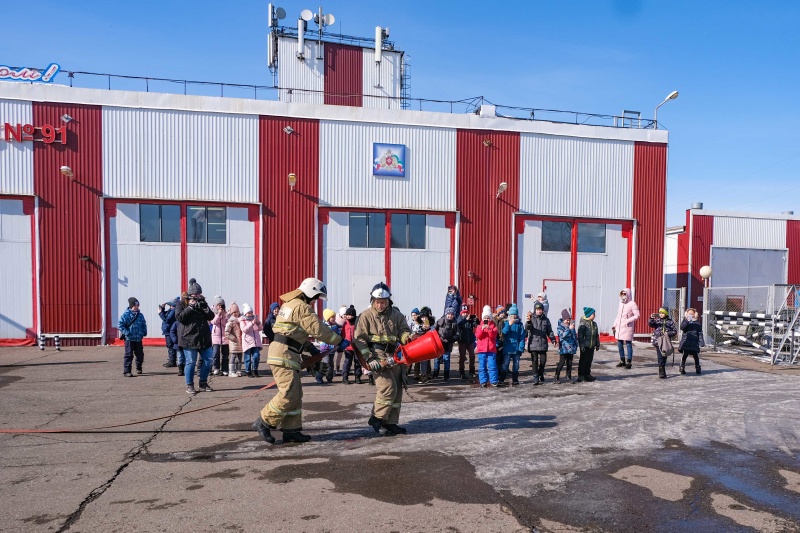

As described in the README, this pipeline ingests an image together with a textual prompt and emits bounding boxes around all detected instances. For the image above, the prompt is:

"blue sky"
[9,1,800,226]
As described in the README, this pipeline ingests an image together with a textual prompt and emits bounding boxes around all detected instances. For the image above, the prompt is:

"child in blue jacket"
[118,297,147,377]
[555,309,578,383]
[500,304,526,386]
[158,297,179,368]
[169,320,185,376]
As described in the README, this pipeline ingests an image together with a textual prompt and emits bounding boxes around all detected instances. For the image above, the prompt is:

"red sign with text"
[4,123,67,144]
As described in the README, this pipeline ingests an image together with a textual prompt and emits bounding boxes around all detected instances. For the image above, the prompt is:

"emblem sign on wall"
[373,143,406,177]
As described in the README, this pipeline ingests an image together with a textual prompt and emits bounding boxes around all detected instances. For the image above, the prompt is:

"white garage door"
[0,199,34,338]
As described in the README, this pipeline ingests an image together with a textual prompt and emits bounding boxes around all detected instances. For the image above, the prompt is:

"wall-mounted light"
[60,166,74,179]
[482,139,492,147]
[60,114,74,123]
[283,126,295,135]
[468,270,475,279]
[79,255,91,262]
[288,173,297,191]
[496,182,508,199]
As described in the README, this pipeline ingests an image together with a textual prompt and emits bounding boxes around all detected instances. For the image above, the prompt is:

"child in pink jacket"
[475,305,499,387]
[210,296,230,375]
[612,288,640,369]
[239,303,263,377]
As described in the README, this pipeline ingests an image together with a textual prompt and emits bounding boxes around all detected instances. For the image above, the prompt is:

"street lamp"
[654,90,679,129]
[496,182,508,199]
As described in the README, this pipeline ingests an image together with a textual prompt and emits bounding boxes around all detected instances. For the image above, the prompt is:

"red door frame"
[513,214,635,315]
[103,198,260,343]
[317,206,457,294]
[0,194,37,342]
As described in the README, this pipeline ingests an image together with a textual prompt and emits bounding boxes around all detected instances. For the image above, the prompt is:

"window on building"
[349,212,386,248]
[541,221,572,252]
[187,206,227,244]
[578,223,606,253]
[139,204,181,243]
[391,213,427,249]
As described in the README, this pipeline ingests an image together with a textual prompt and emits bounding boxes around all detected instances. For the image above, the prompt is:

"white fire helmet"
[299,277,328,300]
[370,282,392,299]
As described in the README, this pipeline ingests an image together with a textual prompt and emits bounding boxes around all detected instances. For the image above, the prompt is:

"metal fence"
[663,287,686,330]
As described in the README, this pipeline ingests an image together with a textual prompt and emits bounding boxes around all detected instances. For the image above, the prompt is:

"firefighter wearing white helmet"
[353,282,415,436]
[253,277,347,444]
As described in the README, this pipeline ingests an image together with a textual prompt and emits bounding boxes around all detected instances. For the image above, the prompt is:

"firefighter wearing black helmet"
[353,282,415,435]
[252,277,347,445]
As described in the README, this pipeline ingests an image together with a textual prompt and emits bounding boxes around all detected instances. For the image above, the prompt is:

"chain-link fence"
[703,285,773,351]
[663,288,686,328]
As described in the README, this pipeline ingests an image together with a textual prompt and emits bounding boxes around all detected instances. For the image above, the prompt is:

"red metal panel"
[33,103,103,333]
[260,117,320,312]
[787,221,800,284]
[456,130,520,309]
[324,43,363,107]
[689,215,714,311]
[632,142,667,333]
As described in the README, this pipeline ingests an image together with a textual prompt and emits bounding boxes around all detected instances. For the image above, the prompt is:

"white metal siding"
[712,216,787,250]
[277,36,324,104]
[391,215,450,317]
[0,99,34,195]
[575,224,628,332]
[516,220,572,319]
[323,211,385,314]
[103,107,258,203]
[109,203,182,338]
[319,121,456,211]
[519,134,634,219]
[362,49,402,110]
[187,207,255,310]
[0,199,33,337]
[664,233,679,289]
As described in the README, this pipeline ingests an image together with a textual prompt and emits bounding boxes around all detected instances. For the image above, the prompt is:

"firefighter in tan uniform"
[353,283,415,436]
[252,278,346,444]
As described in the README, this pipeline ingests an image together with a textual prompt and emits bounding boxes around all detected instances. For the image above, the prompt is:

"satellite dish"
[275,7,286,19]
[323,13,335,26]
[300,9,313,21]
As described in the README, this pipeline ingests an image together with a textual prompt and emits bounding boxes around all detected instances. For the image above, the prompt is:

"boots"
[368,374,375,386]
[443,370,450,382]
[368,415,383,433]
[228,363,238,377]
[355,374,363,384]
[533,374,540,385]
[383,423,407,435]
[679,366,686,374]
[616,360,626,367]
[696,365,701,375]
[432,369,439,379]
[460,371,466,380]
[625,362,632,370]
[177,364,184,376]
[282,429,311,443]
[554,373,561,384]
[342,374,351,384]
[566,372,572,383]
[253,417,276,444]
[658,365,667,379]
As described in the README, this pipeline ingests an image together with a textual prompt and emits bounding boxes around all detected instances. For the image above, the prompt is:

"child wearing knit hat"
[475,305,499,387]
[577,307,600,382]
[119,297,147,377]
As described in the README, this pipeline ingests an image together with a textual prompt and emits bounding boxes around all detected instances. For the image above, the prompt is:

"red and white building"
[0,35,668,345]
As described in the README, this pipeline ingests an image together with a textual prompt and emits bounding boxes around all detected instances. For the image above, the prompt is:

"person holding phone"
[475,305,499,387]
[175,279,215,394]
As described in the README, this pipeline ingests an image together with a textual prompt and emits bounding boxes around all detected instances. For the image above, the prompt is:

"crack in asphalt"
[55,392,197,532]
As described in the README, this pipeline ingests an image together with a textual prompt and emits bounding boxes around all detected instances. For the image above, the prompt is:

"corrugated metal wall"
[519,134,634,219]
[362,49,402,110]
[689,214,714,311]
[788,220,800,284]
[632,142,667,333]
[103,107,258,202]
[318,121,456,211]
[457,129,520,308]
[260,116,320,311]
[324,43,363,107]
[391,214,450,316]
[33,103,103,333]
[187,207,255,311]
[0,99,34,195]
[713,215,787,249]
[322,211,385,313]
[576,224,628,332]
[277,36,325,104]
[0,199,33,337]
[109,203,182,338]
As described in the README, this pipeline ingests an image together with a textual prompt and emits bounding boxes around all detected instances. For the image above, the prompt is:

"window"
[349,212,385,248]
[391,213,426,249]
[139,204,181,243]
[578,223,606,253]
[188,206,227,244]
[541,221,572,252]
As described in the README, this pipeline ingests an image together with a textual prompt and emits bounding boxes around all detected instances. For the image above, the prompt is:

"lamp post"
[654,90,679,129]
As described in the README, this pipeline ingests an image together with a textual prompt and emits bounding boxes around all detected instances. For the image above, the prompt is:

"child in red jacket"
[475,305,499,387]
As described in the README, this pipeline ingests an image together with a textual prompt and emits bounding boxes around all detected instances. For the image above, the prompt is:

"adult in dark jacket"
[264,302,279,343]
[577,307,600,382]
[168,320,185,376]
[525,302,556,384]
[679,308,704,375]
[175,278,215,394]
[456,305,477,379]
[159,297,179,367]
[443,286,462,317]
[434,307,460,381]
[649,308,678,379]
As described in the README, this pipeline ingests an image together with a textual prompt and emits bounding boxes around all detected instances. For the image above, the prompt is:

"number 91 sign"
[4,123,67,144]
